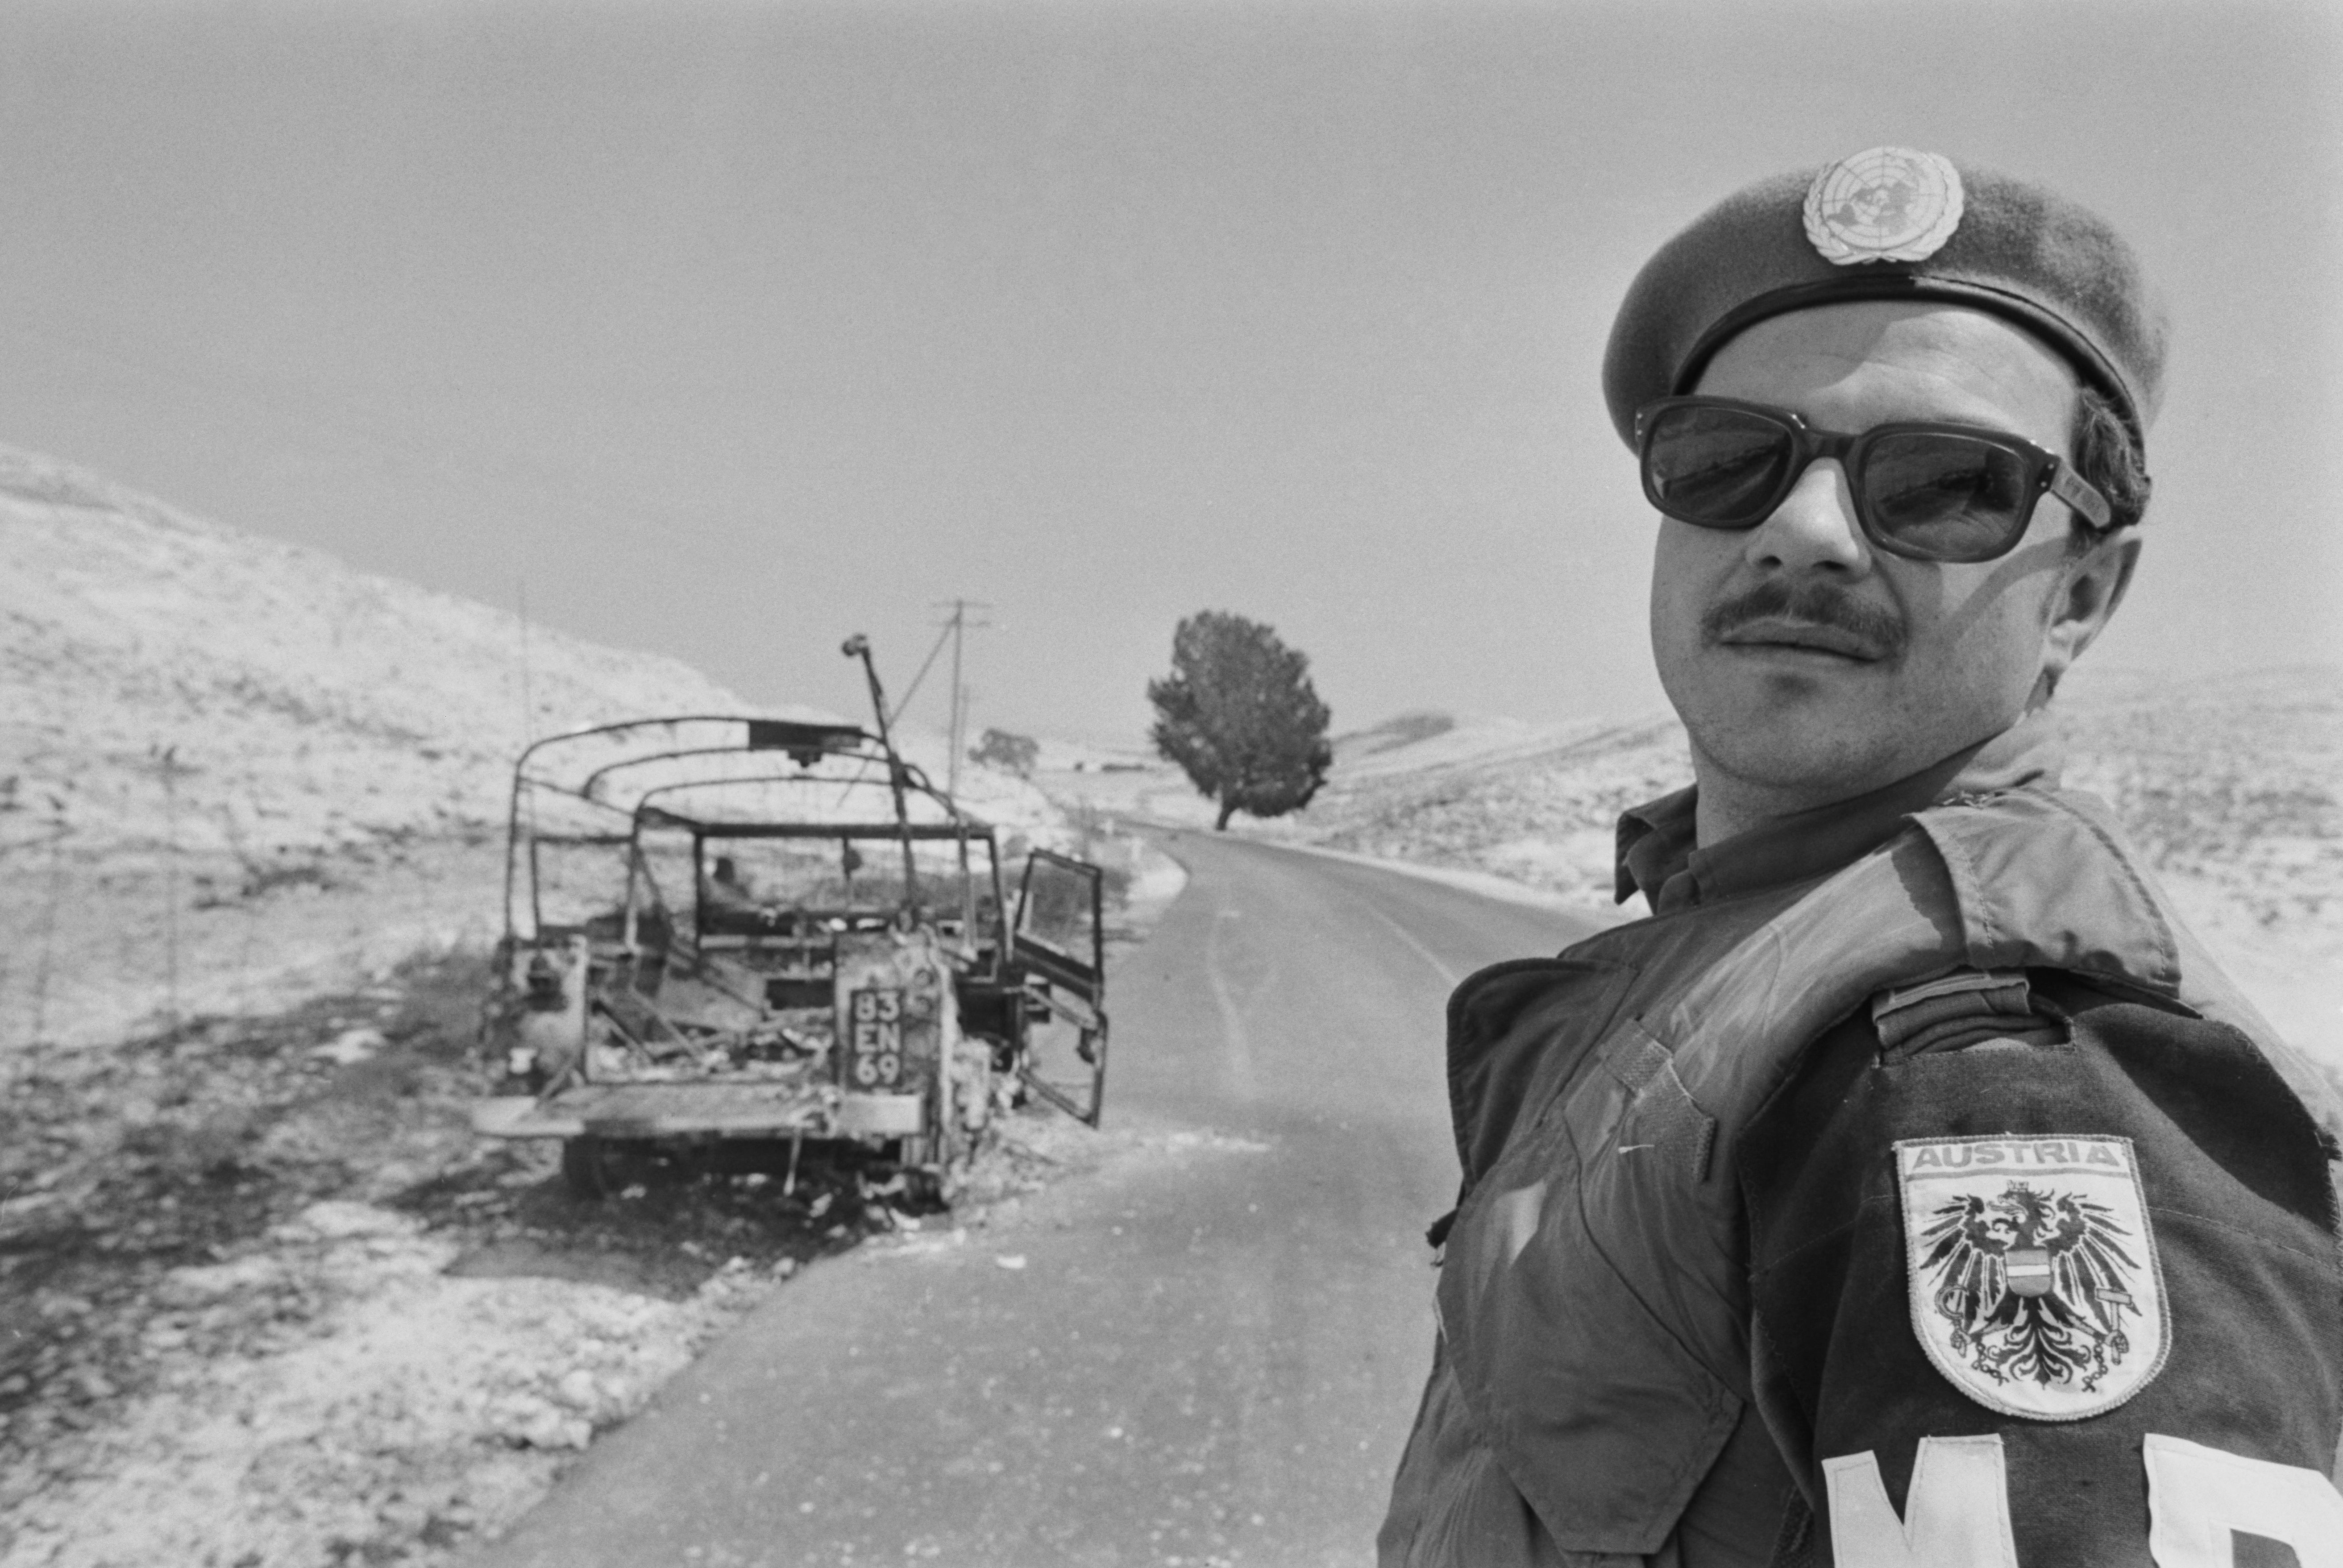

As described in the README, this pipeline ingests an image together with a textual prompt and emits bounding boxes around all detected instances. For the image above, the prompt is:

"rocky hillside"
[0,446,796,860]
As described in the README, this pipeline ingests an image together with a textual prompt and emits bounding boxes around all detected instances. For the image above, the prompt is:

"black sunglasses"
[1635,396,2113,563]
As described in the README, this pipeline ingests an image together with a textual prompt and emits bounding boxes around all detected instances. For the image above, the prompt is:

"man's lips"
[1712,615,1889,661]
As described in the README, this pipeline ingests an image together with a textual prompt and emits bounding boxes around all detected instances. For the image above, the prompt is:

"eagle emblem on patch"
[1803,146,1965,265]
[1895,1135,2169,1420]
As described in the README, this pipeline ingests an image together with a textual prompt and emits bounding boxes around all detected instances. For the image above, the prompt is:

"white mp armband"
[1825,1433,2343,1568]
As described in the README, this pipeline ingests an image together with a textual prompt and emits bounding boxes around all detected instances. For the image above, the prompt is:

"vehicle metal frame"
[475,706,1109,1196]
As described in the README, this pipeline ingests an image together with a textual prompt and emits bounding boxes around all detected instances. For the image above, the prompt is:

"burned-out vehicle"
[473,643,1110,1199]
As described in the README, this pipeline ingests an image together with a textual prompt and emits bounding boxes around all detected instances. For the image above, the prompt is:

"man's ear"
[2037,530,2142,699]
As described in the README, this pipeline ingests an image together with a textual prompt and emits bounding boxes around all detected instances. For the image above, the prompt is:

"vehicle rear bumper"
[469,1087,924,1140]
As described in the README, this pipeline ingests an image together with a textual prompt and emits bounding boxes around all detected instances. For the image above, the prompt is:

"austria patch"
[1896,1134,2169,1421]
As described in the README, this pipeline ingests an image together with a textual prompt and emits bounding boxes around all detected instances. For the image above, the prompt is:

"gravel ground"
[0,946,1132,1568]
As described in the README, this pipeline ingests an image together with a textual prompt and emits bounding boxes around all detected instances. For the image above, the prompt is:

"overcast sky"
[3,0,2336,742]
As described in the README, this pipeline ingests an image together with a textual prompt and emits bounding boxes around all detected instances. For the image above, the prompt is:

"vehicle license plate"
[847,986,905,1089]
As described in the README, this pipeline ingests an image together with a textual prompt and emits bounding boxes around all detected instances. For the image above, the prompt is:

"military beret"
[1602,147,2169,451]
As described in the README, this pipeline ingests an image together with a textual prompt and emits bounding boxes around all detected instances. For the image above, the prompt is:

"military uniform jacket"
[1378,720,2343,1567]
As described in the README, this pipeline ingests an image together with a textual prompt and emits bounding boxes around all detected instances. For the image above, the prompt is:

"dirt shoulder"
[1,834,1185,1568]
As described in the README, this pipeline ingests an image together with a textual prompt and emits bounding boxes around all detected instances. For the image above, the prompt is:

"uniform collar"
[1614,711,2067,916]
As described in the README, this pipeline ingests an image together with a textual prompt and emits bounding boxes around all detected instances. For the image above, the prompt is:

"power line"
[932,598,993,798]
[885,619,958,729]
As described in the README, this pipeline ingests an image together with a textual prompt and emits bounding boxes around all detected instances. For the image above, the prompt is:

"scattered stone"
[278,1201,420,1243]
[156,1256,282,1308]
[309,1027,385,1066]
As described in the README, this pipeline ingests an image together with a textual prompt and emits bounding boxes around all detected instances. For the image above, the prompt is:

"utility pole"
[932,598,992,797]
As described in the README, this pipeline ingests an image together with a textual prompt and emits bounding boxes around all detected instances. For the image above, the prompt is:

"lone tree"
[1147,611,1333,831]
[968,727,1040,779]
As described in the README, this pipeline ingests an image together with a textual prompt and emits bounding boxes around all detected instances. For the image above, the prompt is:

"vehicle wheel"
[901,1166,945,1210]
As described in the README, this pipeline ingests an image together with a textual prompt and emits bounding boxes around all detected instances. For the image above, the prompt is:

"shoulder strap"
[1649,788,2331,1143]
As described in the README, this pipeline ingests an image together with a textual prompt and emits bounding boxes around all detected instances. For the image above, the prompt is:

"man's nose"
[1746,458,1869,573]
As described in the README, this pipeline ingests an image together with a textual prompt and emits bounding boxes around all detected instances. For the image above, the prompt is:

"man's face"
[1649,300,2099,810]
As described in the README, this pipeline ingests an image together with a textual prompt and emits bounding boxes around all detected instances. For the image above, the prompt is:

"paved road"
[469,834,1596,1568]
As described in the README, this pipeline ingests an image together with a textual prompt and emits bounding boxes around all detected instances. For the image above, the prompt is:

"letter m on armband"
[1825,1437,2018,1568]
[1824,1435,2343,1567]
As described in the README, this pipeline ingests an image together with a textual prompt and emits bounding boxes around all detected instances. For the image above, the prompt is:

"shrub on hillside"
[968,728,1040,779]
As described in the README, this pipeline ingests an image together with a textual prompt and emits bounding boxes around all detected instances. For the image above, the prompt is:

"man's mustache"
[1701,580,1906,659]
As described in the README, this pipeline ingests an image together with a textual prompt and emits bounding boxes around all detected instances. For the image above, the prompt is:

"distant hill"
[1302,712,1689,908]
[2055,662,2342,936]
[1329,710,1582,784]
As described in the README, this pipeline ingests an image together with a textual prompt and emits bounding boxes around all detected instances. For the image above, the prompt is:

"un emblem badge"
[1803,146,1965,265]
[1895,1135,2169,1420]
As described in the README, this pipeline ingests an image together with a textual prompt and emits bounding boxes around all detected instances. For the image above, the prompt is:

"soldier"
[1378,148,2343,1565]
